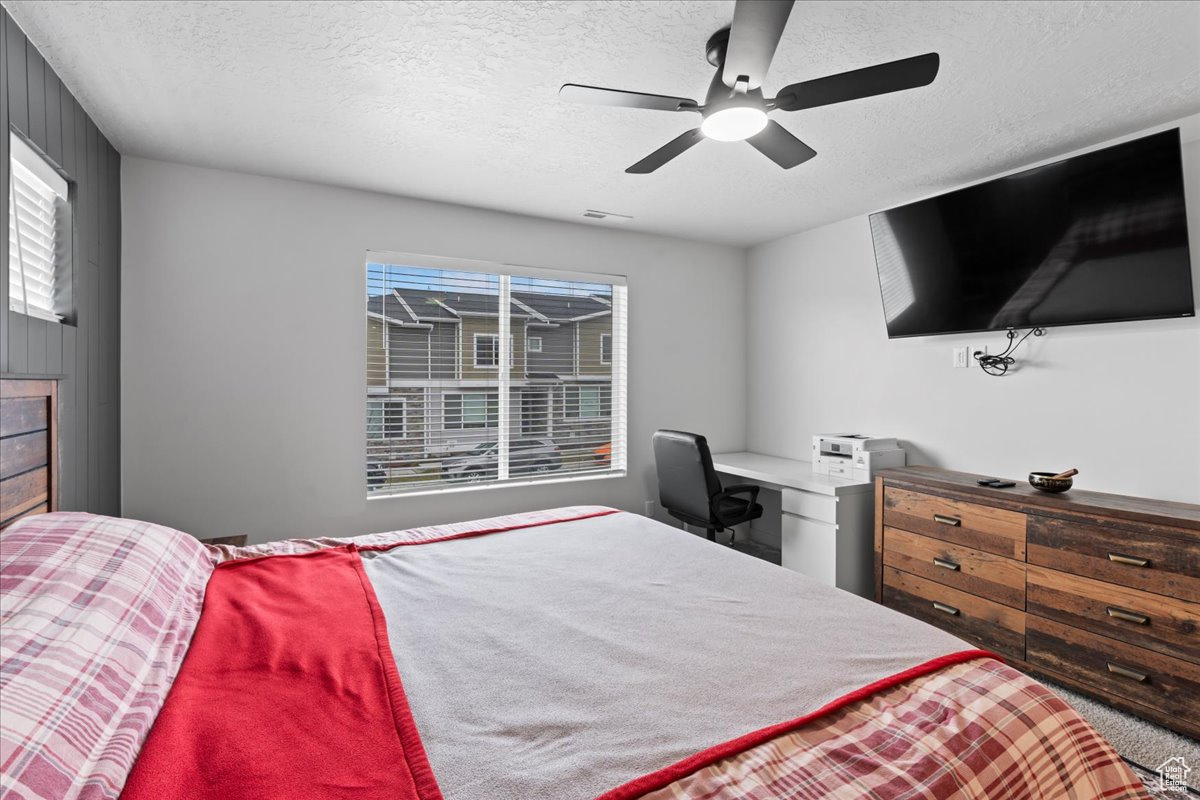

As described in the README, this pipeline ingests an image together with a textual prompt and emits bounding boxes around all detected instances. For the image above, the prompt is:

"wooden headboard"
[1,379,59,530]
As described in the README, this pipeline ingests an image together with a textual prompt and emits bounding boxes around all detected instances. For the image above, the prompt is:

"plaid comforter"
[3,509,1148,800]
[0,514,213,800]
[218,508,1149,800]
[645,658,1147,800]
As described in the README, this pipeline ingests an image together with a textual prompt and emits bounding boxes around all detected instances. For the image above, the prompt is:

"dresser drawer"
[1028,516,1200,603]
[1027,616,1200,731]
[883,527,1025,609]
[781,488,837,524]
[881,566,1024,661]
[883,487,1026,559]
[1027,565,1199,663]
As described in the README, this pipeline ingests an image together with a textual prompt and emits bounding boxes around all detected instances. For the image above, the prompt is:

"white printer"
[812,434,906,482]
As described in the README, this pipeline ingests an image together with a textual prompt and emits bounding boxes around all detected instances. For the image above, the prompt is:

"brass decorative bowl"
[1029,472,1073,493]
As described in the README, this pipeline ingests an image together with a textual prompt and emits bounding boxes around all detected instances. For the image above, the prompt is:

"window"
[8,133,72,323]
[565,385,610,419]
[444,392,498,430]
[474,333,514,368]
[367,398,407,440]
[366,253,627,497]
[474,334,499,368]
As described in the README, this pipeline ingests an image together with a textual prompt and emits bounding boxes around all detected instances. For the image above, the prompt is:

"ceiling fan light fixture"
[701,106,768,142]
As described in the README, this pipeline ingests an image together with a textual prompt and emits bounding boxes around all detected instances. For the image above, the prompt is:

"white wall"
[121,158,746,542]
[747,121,1200,524]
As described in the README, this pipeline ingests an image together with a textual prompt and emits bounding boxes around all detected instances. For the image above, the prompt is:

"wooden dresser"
[875,466,1200,739]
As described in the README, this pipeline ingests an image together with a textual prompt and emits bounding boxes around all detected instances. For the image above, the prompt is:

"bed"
[0,505,1148,800]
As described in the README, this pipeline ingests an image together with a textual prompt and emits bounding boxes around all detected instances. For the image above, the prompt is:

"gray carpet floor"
[1041,680,1198,796]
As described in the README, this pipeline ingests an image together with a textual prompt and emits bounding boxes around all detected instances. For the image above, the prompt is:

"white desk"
[712,452,876,598]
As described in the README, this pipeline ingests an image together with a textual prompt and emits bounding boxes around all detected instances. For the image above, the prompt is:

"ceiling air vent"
[581,210,633,222]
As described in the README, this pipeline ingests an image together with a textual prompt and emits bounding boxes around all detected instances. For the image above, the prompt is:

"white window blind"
[8,134,71,323]
[366,253,627,496]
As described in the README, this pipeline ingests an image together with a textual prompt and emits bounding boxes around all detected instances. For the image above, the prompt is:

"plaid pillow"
[1,513,213,800]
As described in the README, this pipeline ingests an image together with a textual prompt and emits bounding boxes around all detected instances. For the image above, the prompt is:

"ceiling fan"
[559,0,940,173]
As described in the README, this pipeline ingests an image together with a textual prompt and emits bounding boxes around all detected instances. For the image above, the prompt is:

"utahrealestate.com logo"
[1158,756,1191,792]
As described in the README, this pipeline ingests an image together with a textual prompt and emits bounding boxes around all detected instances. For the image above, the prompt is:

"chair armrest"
[717,484,761,502]
[711,484,760,528]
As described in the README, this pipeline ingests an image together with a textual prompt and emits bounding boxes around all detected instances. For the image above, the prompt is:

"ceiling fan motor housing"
[705,27,731,68]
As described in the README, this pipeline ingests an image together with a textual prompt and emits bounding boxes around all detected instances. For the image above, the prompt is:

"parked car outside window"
[441,439,562,482]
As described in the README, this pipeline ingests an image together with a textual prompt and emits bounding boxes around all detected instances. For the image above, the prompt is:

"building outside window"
[365,253,627,496]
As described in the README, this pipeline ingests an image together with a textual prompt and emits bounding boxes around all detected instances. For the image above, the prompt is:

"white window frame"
[566,385,605,419]
[368,397,407,440]
[444,391,498,430]
[527,336,542,353]
[366,250,627,499]
[8,133,72,324]
[473,333,514,369]
[600,333,612,365]
[473,333,499,369]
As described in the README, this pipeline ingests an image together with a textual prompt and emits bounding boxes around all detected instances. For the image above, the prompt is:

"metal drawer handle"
[1106,662,1149,683]
[933,514,962,527]
[932,601,960,616]
[933,557,961,571]
[1106,606,1149,625]
[1107,552,1150,568]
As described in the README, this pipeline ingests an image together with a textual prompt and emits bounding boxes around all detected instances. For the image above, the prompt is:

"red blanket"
[119,546,442,800]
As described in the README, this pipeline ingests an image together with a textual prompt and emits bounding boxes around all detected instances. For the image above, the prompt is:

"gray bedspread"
[362,511,971,800]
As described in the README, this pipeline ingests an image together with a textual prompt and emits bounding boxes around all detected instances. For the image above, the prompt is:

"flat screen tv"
[870,129,1195,338]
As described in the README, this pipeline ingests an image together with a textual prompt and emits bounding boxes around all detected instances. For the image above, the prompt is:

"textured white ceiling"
[6,0,1200,247]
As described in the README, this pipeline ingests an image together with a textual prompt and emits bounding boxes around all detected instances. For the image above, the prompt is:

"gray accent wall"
[1,9,120,515]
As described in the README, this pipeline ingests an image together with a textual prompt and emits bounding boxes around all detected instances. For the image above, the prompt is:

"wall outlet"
[952,346,969,368]
[644,500,655,518]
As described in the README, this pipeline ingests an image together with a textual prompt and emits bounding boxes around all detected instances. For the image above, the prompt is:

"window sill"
[367,469,626,500]
[7,307,72,326]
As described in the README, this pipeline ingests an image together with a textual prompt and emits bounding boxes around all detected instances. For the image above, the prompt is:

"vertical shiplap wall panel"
[86,261,99,510]
[24,43,43,147]
[44,68,61,164]
[59,91,75,175]
[2,8,121,514]
[5,17,27,134]
[85,120,98,261]
[26,316,46,373]
[46,316,62,374]
[60,324,76,509]
[8,307,27,372]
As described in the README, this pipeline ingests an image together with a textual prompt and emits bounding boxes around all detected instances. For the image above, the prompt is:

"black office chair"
[652,430,763,545]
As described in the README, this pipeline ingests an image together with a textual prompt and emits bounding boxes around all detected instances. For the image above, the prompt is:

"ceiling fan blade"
[747,120,816,169]
[774,53,940,112]
[723,0,795,89]
[626,129,705,174]
[559,84,699,112]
